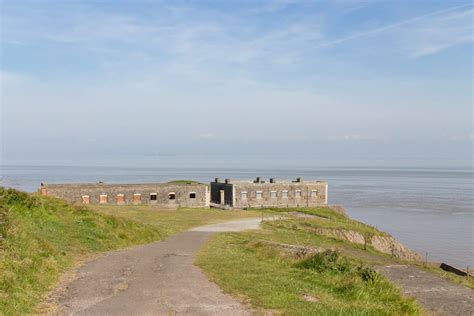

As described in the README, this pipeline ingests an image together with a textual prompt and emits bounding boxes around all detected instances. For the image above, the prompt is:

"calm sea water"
[1,164,472,267]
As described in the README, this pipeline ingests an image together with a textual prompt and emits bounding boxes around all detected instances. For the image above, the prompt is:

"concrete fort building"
[39,182,210,208]
[210,177,328,208]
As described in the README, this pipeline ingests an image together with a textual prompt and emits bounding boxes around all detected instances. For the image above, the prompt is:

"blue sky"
[1,0,473,167]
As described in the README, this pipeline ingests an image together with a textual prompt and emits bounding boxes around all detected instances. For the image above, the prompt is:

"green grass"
[0,188,261,315]
[90,204,262,237]
[264,207,386,236]
[167,179,199,184]
[196,208,422,315]
[265,206,349,221]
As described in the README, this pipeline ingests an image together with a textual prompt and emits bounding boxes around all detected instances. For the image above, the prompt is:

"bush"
[0,187,40,208]
[357,266,379,283]
[295,250,351,273]
[296,250,381,283]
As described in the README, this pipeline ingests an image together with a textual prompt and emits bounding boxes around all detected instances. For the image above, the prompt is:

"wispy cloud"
[402,8,473,57]
[198,133,217,139]
[2,2,324,73]
[319,3,473,57]
[328,134,381,141]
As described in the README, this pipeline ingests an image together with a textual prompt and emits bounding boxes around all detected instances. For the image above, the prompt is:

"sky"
[0,0,473,168]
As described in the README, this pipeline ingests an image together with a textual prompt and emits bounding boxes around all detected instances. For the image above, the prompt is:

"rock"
[302,294,320,303]
[312,228,421,261]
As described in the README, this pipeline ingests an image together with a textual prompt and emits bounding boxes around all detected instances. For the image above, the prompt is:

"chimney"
[296,177,302,183]
[215,178,220,183]
[255,177,261,183]
[225,179,232,184]
[270,178,275,183]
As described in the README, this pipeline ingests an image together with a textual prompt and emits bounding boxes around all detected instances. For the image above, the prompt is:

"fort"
[210,177,328,208]
[40,182,210,208]
[39,177,328,209]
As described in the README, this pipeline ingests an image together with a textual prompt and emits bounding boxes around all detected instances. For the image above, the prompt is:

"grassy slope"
[0,188,164,314]
[196,207,422,315]
[264,207,387,236]
[0,188,260,315]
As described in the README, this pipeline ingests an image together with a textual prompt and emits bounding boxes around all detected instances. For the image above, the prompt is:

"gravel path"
[377,265,474,315]
[53,219,264,315]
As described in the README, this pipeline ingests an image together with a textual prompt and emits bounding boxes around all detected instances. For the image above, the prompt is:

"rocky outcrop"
[312,228,422,261]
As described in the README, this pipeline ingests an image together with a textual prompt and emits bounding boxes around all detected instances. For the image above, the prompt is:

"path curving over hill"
[52,219,264,315]
[50,217,474,316]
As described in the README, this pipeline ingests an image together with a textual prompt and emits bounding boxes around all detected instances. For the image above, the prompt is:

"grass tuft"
[296,250,351,273]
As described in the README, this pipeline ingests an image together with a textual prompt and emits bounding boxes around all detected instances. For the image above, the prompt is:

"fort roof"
[213,178,327,185]
[42,182,204,188]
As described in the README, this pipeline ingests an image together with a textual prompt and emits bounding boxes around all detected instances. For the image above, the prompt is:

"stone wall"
[40,182,210,208]
[210,178,328,208]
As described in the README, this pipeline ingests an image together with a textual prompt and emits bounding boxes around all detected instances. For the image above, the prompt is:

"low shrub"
[1,187,40,208]
[296,250,381,283]
[295,250,351,273]
[357,265,380,283]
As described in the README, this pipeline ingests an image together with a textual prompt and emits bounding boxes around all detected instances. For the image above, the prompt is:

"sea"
[1,163,472,268]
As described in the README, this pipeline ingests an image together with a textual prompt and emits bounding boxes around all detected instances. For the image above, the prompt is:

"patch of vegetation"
[90,204,263,237]
[265,206,348,221]
[167,180,199,184]
[296,250,381,283]
[264,207,387,236]
[296,250,351,273]
[197,217,422,315]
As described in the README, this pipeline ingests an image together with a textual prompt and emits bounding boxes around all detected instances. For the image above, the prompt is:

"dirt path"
[377,265,474,315]
[53,219,263,316]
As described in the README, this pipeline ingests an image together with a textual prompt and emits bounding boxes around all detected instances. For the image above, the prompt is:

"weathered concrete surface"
[53,219,265,316]
[377,265,474,315]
